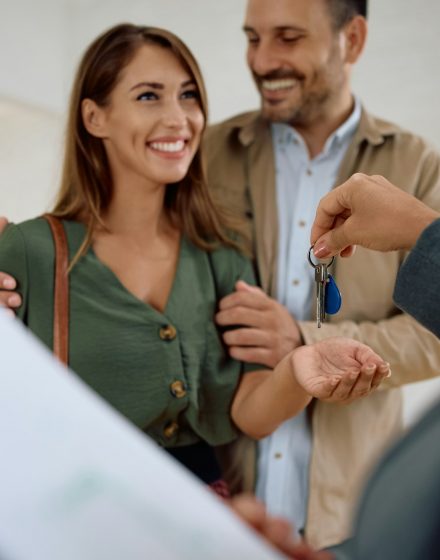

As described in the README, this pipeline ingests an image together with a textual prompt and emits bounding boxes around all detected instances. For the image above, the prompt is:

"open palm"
[291,337,390,403]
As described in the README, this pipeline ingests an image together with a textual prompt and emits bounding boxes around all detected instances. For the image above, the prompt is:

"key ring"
[308,245,334,268]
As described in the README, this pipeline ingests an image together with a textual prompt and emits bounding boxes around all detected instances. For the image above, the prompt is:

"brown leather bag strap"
[42,214,69,365]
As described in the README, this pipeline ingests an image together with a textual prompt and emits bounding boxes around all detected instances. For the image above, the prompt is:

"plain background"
[1,0,440,424]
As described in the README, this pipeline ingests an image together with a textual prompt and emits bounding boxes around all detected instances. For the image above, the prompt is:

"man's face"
[244,0,348,125]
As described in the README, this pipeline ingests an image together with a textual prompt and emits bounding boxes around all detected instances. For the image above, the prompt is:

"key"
[315,263,328,328]
[308,246,342,328]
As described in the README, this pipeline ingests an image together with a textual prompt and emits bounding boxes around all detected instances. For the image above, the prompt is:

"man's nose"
[249,41,280,76]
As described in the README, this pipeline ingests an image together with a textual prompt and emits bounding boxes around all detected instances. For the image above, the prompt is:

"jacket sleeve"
[393,218,440,339]
[0,224,28,322]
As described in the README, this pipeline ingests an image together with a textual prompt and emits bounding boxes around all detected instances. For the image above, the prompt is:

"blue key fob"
[325,274,342,314]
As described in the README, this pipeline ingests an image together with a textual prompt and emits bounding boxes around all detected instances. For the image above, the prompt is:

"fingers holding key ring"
[308,245,335,268]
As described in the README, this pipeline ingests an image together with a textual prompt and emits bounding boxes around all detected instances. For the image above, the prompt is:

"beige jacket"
[205,108,440,549]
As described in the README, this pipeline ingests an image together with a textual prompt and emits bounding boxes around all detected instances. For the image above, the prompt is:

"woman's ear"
[81,98,108,138]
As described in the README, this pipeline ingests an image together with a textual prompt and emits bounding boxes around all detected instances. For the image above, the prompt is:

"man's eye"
[281,36,301,43]
[247,36,260,45]
[136,91,158,101]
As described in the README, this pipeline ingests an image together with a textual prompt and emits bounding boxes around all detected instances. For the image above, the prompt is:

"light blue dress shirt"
[256,98,361,533]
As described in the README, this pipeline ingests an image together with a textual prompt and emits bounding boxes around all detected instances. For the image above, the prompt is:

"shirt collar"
[329,95,362,146]
[271,96,362,156]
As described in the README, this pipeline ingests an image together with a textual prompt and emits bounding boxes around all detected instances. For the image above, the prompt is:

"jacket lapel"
[239,117,278,294]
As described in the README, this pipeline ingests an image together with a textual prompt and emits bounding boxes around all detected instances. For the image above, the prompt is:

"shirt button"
[298,220,306,228]
[170,380,187,399]
[306,169,313,176]
[159,324,177,341]
[292,279,300,286]
[163,421,179,439]
[274,452,283,459]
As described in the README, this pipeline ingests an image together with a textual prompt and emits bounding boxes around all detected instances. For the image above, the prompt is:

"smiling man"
[204,0,440,549]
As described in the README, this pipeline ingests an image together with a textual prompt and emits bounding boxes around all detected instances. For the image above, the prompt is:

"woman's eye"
[136,91,158,101]
[181,89,199,100]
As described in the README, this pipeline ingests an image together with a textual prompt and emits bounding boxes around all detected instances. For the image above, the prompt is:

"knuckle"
[351,172,367,184]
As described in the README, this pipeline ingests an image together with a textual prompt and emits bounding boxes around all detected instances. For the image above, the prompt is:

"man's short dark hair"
[327,0,367,29]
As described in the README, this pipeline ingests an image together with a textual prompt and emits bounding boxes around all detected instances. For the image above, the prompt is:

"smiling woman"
[0,23,390,492]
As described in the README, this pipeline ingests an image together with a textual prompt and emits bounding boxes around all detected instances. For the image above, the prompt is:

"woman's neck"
[102,177,172,241]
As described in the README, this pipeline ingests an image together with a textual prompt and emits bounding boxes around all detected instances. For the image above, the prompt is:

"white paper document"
[0,311,286,560]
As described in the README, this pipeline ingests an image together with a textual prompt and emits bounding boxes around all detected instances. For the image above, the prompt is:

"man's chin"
[261,102,298,124]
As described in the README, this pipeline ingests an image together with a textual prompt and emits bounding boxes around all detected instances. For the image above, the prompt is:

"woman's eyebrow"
[129,81,164,92]
[129,79,195,92]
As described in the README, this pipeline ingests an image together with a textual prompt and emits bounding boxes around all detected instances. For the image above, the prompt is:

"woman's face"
[89,43,205,188]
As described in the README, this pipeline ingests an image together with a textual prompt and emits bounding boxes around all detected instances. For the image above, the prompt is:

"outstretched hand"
[291,337,390,403]
[310,173,440,259]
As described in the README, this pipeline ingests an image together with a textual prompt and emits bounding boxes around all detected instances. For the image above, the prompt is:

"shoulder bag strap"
[42,214,69,365]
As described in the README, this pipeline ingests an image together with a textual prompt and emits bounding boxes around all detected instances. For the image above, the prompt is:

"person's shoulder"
[0,218,59,275]
[2,217,47,242]
[3,217,85,259]
[0,218,53,273]
[12,216,50,233]
[205,110,260,142]
[363,109,438,155]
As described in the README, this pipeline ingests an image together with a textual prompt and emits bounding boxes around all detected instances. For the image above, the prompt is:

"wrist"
[407,208,440,249]
[417,210,440,243]
[287,348,313,404]
[289,319,305,350]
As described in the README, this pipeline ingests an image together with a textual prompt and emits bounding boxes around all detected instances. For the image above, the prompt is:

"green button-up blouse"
[0,218,261,448]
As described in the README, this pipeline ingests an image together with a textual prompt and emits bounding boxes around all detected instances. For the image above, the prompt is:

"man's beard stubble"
[255,69,336,126]
[253,42,345,126]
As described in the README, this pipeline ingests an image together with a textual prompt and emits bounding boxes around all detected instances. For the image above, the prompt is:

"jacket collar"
[354,106,401,146]
[237,112,268,147]
[234,105,401,148]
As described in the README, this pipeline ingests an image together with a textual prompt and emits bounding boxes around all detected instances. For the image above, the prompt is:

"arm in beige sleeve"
[299,312,440,389]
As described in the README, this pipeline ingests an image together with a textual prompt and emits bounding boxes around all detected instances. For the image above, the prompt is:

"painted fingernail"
[3,278,15,289]
[313,240,331,258]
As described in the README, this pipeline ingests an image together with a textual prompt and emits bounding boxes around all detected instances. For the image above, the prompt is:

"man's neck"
[291,95,355,159]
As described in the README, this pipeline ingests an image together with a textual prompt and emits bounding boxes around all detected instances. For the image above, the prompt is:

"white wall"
[353,0,440,150]
[0,97,63,222]
[1,0,440,423]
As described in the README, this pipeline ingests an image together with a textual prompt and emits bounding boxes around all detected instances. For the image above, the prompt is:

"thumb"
[235,280,262,294]
[313,225,352,258]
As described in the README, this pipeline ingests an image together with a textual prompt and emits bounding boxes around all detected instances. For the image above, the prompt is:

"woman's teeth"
[149,140,185,152]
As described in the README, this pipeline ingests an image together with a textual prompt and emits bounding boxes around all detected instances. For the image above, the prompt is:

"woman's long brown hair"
[51,23,246,264]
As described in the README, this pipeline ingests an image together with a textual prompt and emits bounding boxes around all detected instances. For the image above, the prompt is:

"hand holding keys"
[308,246,342,328]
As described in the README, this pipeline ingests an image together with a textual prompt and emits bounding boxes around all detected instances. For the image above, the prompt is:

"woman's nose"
[162,100,188,128]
